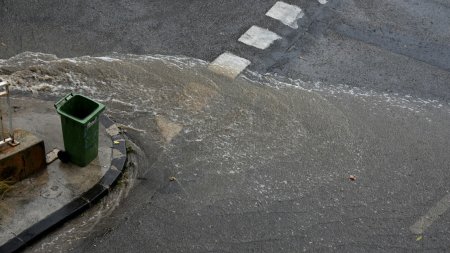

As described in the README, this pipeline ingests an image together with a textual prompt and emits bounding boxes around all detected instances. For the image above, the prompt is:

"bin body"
[55,94,105,167]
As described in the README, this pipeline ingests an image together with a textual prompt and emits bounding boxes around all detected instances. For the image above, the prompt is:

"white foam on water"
[94,56,121,62]
[57,58,79,64]
[0,52,211,105]
[0,52,207,72]
[243,70,450,115]
[134,54,208,70]
[2,52,448,116]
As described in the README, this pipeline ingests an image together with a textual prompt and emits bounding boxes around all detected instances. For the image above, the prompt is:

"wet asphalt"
[0,0,450,252]
[1,0,449,102]
[1,53,447,252]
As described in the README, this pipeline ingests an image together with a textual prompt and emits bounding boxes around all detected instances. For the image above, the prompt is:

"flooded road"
[1,52,450,252]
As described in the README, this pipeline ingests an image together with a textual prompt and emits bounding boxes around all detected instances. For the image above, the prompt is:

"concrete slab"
[0,97,112,246]
[0,130,46,182]
[265,1,304,29]
[208,52,251,79]
[238,26,281,50]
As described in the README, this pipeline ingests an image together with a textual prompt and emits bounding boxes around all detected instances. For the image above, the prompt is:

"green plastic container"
[54,93,105,167]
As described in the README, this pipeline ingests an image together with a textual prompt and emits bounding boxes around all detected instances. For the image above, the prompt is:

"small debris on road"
[46,148,60,164]
[169,176,177,182]
[349,175,356,181]
[416,235,423,241]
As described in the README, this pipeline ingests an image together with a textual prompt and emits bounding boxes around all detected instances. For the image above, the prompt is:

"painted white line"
[318,0,328,4]
[266,1,304,29]
[208,52,251,79]
[238,25,282,50]
[410,193,450,234]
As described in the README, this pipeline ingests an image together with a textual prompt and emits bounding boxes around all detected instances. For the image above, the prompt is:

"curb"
[0,114,128,253]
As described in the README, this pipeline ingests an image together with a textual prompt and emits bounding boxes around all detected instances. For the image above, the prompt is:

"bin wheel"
[57,150,70,163]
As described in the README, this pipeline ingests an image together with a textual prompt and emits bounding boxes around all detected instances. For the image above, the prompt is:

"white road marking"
[318,0,328,4]
[238,25,282,50]
[410,193,450,234]
[266,1,304,29]
[208,52,251,79]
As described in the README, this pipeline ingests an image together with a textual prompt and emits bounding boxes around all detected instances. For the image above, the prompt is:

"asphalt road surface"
[0,0,449,252]
[1,0,449,102]
[1,52,449,252]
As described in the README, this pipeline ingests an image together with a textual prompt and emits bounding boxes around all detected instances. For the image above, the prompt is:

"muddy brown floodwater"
[0,52,449,252]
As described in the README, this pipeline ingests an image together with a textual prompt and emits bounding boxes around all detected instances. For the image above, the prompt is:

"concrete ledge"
[0,130,46,182]
[0,114,127,253]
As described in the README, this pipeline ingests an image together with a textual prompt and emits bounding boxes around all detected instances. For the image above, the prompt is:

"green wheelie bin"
[54,93,105,167]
